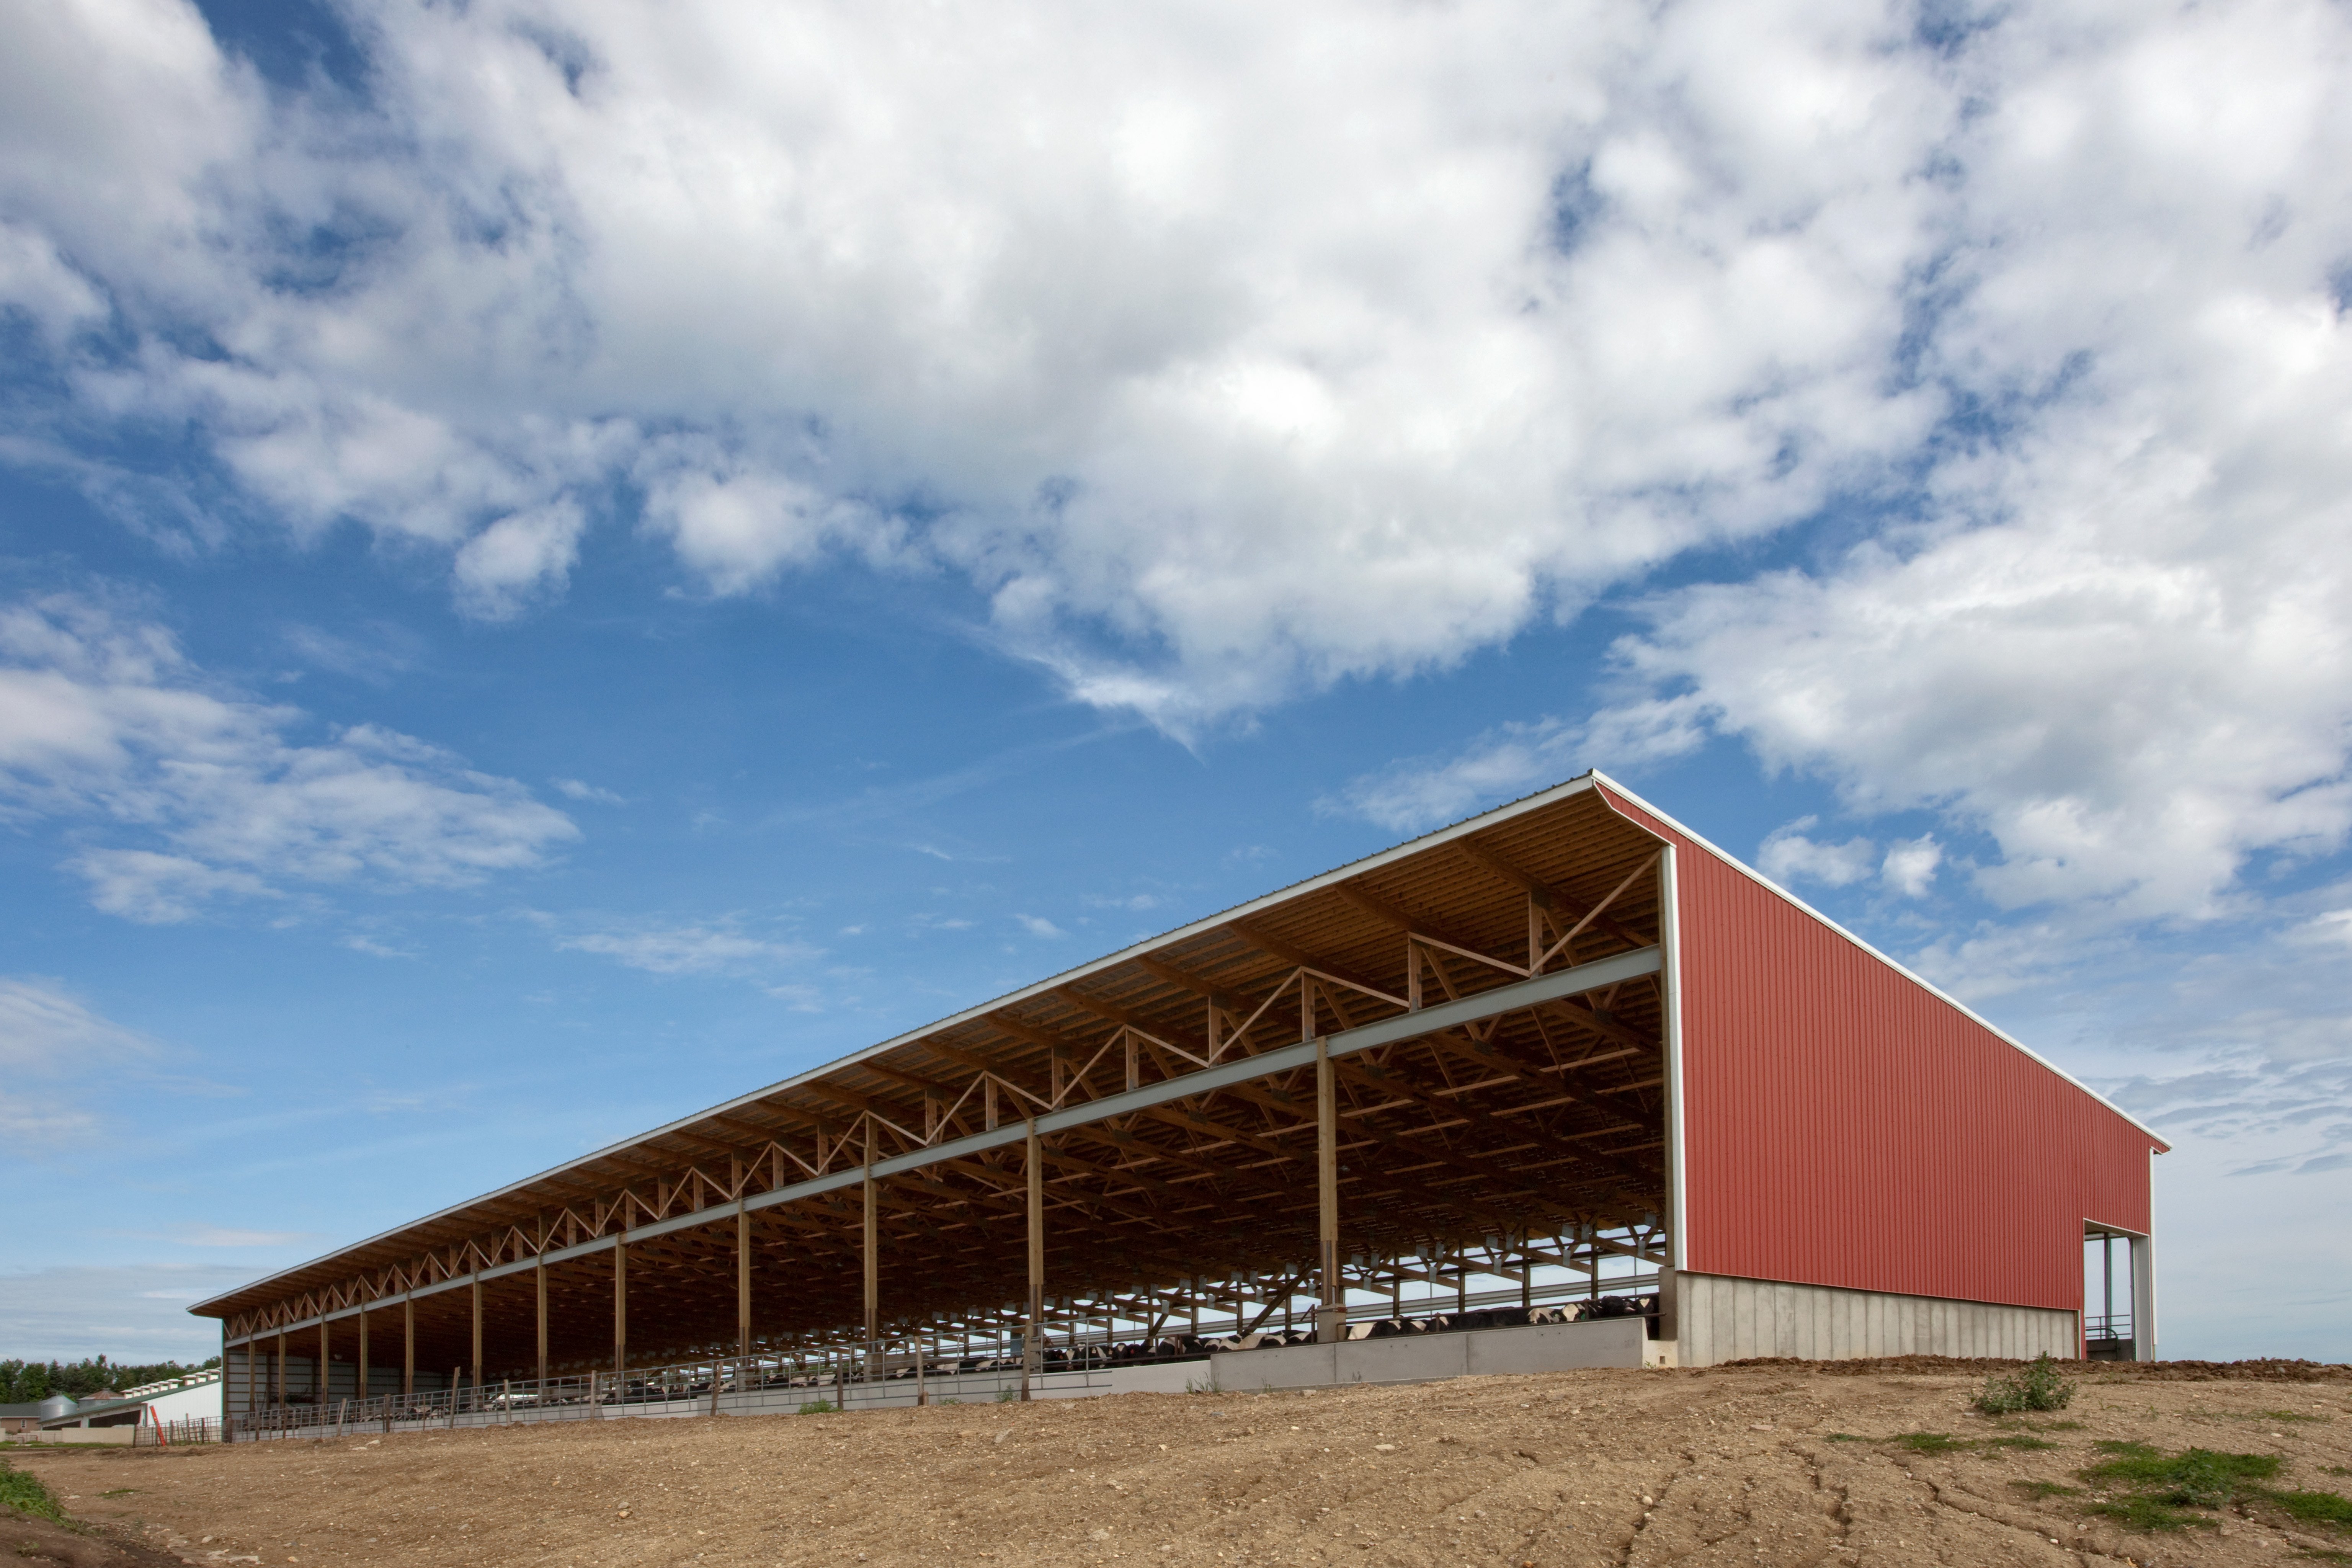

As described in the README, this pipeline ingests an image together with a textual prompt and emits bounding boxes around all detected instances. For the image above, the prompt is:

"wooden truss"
[201,783,1677,1400]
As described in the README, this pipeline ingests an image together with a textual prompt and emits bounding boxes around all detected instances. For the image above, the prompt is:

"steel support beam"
[1315,1035,1341,1343]
[217,946,1661,1348]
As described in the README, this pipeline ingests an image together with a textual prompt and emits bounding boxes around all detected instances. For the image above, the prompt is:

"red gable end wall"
[1599,787,2157,1313]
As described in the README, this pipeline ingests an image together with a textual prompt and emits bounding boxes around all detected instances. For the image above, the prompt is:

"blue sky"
[3,0,2347,1365]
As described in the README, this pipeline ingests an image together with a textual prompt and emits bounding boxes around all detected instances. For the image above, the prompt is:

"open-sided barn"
[192,773,2163,1431]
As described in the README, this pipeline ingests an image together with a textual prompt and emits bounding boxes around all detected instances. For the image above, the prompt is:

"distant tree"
[2,1356,219,1403]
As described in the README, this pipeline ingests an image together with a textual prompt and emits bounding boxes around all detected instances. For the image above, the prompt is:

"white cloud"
[0,1265,257,1361]
[559,923,816,976]
[0,594,578,920]
[1014,914,1068,939]
[176,1224,310,1248]
[452,500,588,620]
[4,0,2347,917]
[0,976,157,1144]
[1757,817,1878,889]
[0,0,2064,732]
[340,934,414,959]
[2296,910,2352,948]
[1880,835,1943,898]
[1083,892,1163,912]
[551,777,626,805]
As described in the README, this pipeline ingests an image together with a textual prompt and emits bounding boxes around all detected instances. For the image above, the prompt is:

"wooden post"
[356,1310,369,1407]
[614,1240,629,1380]
[1316,1034,1342,1343]
[737,1204,752,1362]
[402,1298,415,1399]
[470,1276,483,1397]
[1022,1120,1042,1400]
[862,1158,879,1389]
[535,1262,549,1389]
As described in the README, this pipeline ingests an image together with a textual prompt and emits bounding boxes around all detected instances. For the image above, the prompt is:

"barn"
[191,773,2163,1433]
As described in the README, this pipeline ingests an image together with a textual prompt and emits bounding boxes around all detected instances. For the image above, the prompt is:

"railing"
[131,1418,224,1446]
[2084,1313,2134,1344]
[228,1271,1665,1441]
[228,1353,936,1440]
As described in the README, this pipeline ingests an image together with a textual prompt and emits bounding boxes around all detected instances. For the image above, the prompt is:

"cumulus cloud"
[1013,914,1068,939]
[0,0,2082,732]
[5,0,2348,915]
[0,593,578,920]
[453,500,588,620]
[1757,818,1879,889]
[1880,835,1943,898]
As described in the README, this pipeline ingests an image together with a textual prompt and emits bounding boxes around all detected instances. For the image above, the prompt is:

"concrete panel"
[1214,1343,1344,1393]
[1464,1319,1646,1376]
[1209,1318,1648,1392]
[1108,1361,1203,1396]
[1674,1272,2079,1367]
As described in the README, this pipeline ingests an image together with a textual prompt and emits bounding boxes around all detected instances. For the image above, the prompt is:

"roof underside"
[197,778,1681,1357]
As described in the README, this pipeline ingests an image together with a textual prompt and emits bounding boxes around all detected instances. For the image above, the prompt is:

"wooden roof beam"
[1453,836,1648,951]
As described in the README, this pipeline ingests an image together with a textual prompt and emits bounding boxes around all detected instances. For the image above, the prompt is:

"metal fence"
[228,1269,1663,1442]
[132,1417,225,1446]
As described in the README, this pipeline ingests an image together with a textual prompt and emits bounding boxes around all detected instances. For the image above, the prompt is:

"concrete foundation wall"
[1673,1271,2079,1367]
[1210,1316,1652,1393]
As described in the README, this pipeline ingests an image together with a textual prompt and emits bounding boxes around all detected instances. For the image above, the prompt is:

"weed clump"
[1893,1432,1970,1454]
[795,1399,837,1414]
[0,1458,65,1522]
[2268,1490,2352,1525]
[1975,1354,2076,1415]
[2077,1441,2352,1534]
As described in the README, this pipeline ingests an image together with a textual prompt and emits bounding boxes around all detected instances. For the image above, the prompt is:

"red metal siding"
[1599,786,2158,1315]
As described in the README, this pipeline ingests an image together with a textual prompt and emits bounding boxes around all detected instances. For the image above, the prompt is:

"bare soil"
[10,1361,2349,1568]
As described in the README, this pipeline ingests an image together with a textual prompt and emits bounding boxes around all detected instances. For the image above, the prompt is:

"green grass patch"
[1975,1355,2076,1416]
[97,1488,137,1498]
[2084,1444,2278,1506]
[795,1399,837,1415]
[1824,1432,1864,1443]
[2261,1411,2328,1423]
[2074,1441,2331,1533]
[2088,1495,2214,1533]
[2261,1488,2352,1526]
[0,1459,65,1522]
[1983,1435,2057,1451]
[1893,1432,1970,1454]
[2030,1420,2084,1432]
[2010,1480,2078,1500]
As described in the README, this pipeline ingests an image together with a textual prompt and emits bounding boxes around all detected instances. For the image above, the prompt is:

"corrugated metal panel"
[1599,786,2157,1316]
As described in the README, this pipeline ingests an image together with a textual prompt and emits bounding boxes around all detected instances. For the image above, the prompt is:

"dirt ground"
[8,1359,2348,1568]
